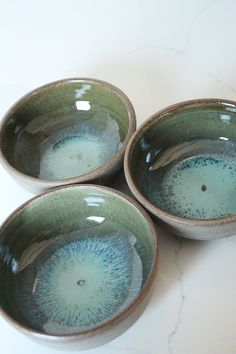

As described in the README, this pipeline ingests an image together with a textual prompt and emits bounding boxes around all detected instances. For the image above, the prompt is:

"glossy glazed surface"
[0,79,134,188]
[128,103,236,221]
[124,100,236,240]
[0,186,156,337]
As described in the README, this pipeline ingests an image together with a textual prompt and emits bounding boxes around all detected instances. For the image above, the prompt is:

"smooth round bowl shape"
[0,185,158,350]
[124,98,236,240]
[0,78,136,193]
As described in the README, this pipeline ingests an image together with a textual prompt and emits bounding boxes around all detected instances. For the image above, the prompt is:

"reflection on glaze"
[86,216,105,223]
[220,114,231,123]
[75,84,91,99]
[75,101,91,111]
[0,245,18,273]
[84,196,106,206]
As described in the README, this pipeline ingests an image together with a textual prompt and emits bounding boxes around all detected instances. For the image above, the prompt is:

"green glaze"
[0,186,156,335]
[128,101,236,220]
[0,79,132,182]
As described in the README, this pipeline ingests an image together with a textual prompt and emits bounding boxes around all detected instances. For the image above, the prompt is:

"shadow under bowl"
[0,185,158,350]
[124,98,236,240]
[0,78,136,193]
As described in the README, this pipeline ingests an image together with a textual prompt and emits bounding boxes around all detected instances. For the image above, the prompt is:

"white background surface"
[0,1,236,353]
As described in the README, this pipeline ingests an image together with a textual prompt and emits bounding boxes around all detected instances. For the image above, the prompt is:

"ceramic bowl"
[0,78,136,193]
[124,98,236,240]
[0,185,158,350]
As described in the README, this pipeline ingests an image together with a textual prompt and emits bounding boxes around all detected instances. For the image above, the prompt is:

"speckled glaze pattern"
[147,140,236,219]
[124,98,236,240]
[0,78,136,193]
[0,185,158,350]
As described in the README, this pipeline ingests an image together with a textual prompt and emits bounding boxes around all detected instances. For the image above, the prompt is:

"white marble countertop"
[0,1,236,353]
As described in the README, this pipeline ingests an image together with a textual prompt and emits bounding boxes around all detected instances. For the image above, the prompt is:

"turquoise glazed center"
[33,233,142,333]
[39,117,121,180]
[15,225,144,335]
[148,151,236,219]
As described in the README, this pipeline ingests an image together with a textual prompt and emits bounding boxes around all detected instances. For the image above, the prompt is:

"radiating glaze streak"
[33,235,142,333]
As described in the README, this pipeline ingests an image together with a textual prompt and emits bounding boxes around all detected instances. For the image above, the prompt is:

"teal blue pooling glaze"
[39,116,121,180]
[12,223,143,334]
[53,135,81,149]
[147,139,236,219]
[33,235,142,333]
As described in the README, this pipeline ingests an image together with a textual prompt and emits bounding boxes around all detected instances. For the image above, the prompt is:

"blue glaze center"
[147,140,236,219]
[39,116,121,180]
[18,230,143,334]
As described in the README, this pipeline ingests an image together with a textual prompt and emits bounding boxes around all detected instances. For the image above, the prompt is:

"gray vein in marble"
[124,0,218,59]
[168,237,185,354]
[161,0,236,94]
[120,0,236,97]
[187,56,236,94]
[163,0,218,56]
[121,1,236,96]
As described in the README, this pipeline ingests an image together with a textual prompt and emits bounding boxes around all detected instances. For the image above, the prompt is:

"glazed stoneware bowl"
[125,98,236,240]
[0,185,158,350]
[0,78,136,193]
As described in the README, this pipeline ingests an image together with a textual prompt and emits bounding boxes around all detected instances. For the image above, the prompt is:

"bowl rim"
[124,97,236,226]
[0,78,136,187]
[0,184,159,341]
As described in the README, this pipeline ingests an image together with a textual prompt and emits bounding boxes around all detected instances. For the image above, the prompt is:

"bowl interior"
[0,186,156,335]
[129,101,236,220]
[0,80,131,181]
